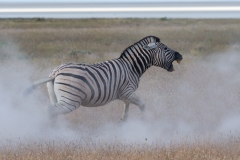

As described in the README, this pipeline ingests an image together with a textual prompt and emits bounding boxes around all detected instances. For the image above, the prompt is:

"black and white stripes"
[32,36,182,121]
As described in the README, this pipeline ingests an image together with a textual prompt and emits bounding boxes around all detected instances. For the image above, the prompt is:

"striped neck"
[119,36,160,77]
[119,48,153,77]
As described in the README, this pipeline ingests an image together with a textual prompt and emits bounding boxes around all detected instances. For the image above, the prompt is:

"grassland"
[1,18,240,159]
[1,18,240,59]
[1,140,240,160]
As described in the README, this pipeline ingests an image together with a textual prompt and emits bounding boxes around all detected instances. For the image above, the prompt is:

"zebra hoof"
[138,112,145,121]
[118,118,126,124]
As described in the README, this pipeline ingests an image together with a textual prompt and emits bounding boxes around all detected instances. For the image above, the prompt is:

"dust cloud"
[1,40,240,146]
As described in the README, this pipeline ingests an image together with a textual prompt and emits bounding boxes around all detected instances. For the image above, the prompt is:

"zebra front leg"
[121,93,146,120]
[120,102,130,121]
[127,93,146,117]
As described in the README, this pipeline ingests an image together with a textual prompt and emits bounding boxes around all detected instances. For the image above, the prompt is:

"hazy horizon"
[1,0,240,3]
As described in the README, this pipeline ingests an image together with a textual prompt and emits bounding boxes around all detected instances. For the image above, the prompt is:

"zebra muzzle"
[175,52,183,64]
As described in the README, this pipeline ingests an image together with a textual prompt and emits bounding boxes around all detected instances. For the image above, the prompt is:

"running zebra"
[28,36,182,122]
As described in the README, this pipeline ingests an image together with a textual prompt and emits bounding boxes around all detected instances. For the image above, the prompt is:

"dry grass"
[1,139,240,160]
[1,19,240,59]
[1,18,240,159]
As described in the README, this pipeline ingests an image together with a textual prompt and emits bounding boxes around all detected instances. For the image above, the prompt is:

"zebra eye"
[164,47,168,50]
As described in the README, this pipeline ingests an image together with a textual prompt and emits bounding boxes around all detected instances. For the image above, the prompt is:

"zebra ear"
[143,43,157,50]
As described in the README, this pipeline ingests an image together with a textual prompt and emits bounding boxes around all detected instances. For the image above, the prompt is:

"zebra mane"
[119,36,160,58]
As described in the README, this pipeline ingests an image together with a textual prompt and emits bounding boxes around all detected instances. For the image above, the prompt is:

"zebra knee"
[123,93,146,113]
[133,98,145,112]
[139,102,145,112]
[129,94,146,113]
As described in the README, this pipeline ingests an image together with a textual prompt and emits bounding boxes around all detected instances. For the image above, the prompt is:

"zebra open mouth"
[176,59,182,64]
[175,52,183,64]
[168,59,182,72]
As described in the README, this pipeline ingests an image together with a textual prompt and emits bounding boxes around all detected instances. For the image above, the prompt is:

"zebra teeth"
[176,60,181,64]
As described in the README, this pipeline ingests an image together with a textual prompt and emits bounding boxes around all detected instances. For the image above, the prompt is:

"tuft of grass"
[160,17,168,21]
[69,49,92,56]
[35,17,46,22]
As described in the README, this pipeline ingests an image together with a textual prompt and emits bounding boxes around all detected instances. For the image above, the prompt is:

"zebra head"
[143,42,182,72]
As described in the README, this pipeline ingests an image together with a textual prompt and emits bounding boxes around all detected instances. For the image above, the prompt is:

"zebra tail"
[23,77,55,96]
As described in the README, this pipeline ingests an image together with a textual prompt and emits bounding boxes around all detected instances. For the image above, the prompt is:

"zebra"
[28,36,182,122]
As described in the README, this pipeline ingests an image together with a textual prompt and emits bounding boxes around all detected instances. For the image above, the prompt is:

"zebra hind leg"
[47,82,81,126]
[48,102,77,117]
[47,100,81,127]
[47,81,58,125]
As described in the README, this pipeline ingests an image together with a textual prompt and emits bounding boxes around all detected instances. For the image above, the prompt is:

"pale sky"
[1,0,239,2]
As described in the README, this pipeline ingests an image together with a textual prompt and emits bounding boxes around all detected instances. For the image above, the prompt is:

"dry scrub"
[1,139,240,160]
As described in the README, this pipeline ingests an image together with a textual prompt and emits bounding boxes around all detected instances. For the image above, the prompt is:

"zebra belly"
[81,95,117,107]
[54,75,119,107]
